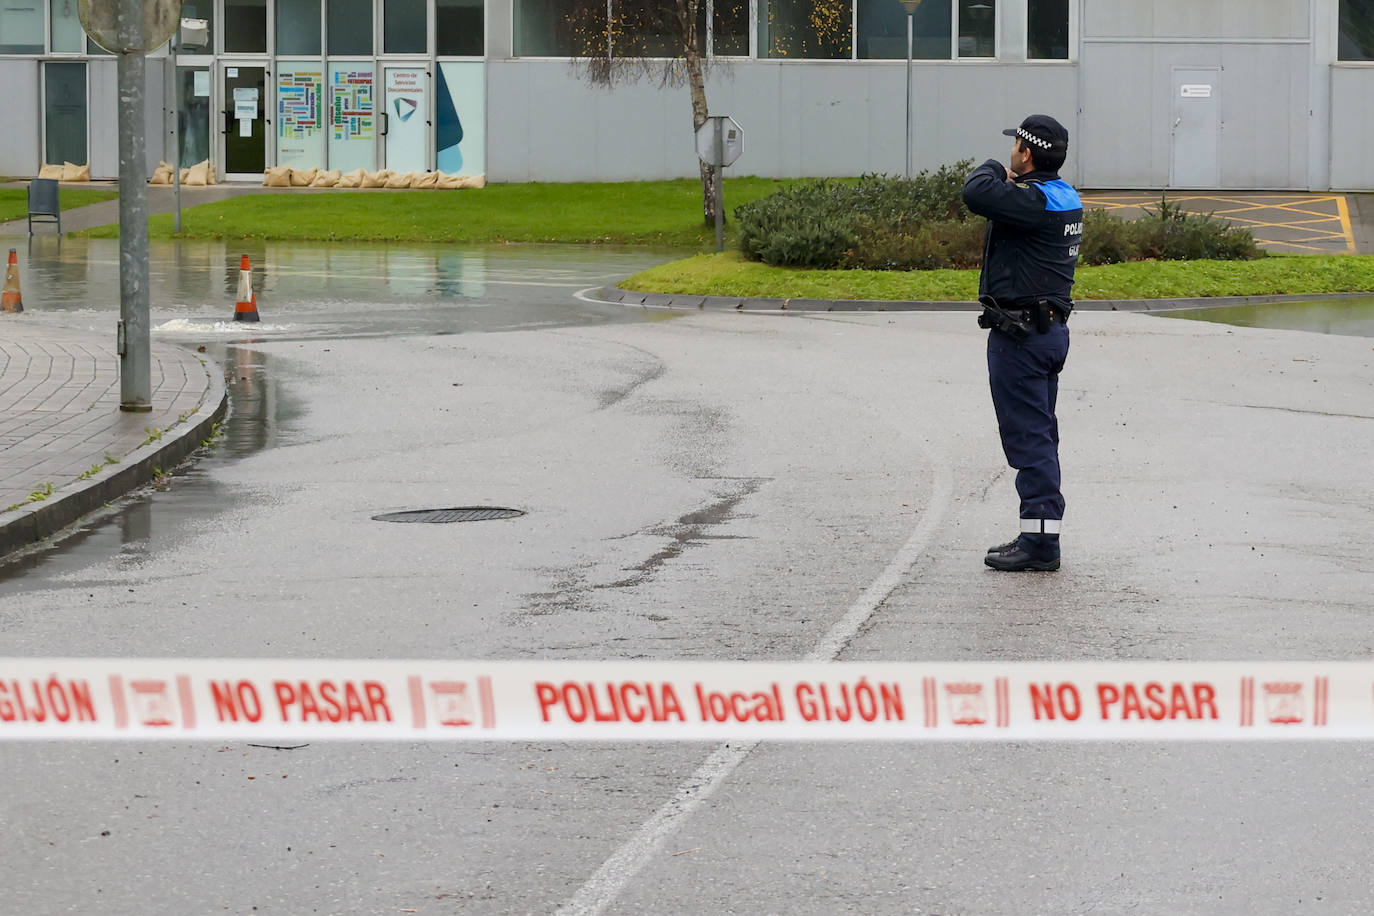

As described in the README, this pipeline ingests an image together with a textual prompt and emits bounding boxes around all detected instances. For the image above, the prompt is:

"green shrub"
[846,219,986,271]
[737,172,1263,271]
[1080,195,1264,265]
[1079,208,1136,265]
[735,163,974,268]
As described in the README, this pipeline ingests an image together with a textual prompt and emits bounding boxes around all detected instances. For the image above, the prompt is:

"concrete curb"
[592,286,1374,313]
[0,353,228,560]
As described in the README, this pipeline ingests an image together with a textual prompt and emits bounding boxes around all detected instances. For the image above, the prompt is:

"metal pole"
[117,0,152,413]
[905,11,913,179]
[713,117,724,254]
[171,29,181,233]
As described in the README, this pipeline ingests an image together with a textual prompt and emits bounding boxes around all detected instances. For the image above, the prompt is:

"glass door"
[221,63,268,178]
[176,67,213,168]
[382,65,428,173]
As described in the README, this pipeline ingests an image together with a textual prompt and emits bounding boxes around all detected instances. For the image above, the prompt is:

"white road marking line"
[558,426,954,915]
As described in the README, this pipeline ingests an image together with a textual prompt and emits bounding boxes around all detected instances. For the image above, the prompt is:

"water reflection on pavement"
[0,237,680,585]
[1158,296,1374,338]
[16,236,679,340]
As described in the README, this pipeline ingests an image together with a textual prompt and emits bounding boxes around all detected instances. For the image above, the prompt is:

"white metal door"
[1171,68,1220,188]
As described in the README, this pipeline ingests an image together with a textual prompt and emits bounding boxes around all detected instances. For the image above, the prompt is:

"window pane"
[613,0,678,57]
[437,0,484,55]
[45,62,86,165]
[0,0,43,54]
[176,67,213,167]
[957,0,993,58]
[856,0,905,59]
[1027,0,1066,59]
[328,0,373,53]
[225,0,268,52]
[179,0,216,52]
[763,0,853,59]
[277,0,322,54]
[384,0,427,53]
[1339,0,1374,61]
[514,0,606,56]
[51,0,84,53]
[713,0,748,55]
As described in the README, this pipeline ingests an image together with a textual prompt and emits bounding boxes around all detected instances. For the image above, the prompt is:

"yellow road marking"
[1335,196,1358,254]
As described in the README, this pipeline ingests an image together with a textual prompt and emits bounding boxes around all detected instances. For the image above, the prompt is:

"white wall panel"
[0,60,39,177]
[1330,67,1374,191]
[1085,0,1308,41]
[487,59,1077,182]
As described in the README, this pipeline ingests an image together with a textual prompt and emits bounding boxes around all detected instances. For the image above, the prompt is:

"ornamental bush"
[736,171,1264,270]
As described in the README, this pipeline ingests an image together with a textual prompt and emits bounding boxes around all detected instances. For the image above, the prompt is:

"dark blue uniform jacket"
[961,160,1083,314]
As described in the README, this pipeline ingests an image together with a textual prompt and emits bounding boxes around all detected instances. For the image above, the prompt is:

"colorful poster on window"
[277,63,324,168]
[328,63,375,173]
[435,62,485,177]
[383,68,427,173]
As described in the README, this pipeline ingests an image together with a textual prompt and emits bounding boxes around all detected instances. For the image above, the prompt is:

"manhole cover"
[372,507,526,523]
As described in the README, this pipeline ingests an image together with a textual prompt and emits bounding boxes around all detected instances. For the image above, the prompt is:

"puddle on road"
[2,237,689,588]
[1157,296,1374,338]
[0,343,291,588]
[13,236,684,341]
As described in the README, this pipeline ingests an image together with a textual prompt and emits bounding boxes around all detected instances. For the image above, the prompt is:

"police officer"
[962,114,1082,572]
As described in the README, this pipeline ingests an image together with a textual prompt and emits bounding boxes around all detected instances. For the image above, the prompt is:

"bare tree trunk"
[676,0,717,225]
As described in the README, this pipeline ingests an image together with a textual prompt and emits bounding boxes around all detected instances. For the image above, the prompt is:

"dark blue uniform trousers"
[987,323,1069,557]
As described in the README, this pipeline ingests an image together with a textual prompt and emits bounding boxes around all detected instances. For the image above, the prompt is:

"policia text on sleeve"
[961,115,1082,573]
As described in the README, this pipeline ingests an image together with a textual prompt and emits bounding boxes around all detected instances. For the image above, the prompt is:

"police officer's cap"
[1002,114,1069,152]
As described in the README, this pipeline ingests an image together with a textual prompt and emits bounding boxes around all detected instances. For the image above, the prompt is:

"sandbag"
[37,163,64,180]
[360,169,391,188]
[335,168,365,188]
[311,169,342,187]
[383,171,414,189]
[149,161,174,185]
[289,167,319,187]
[62,161,91,181]
[263,165,293,187]
[412,171,439,189]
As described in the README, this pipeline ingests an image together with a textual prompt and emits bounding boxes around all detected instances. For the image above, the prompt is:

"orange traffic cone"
[233,254,259,322]
[2,249,23,314]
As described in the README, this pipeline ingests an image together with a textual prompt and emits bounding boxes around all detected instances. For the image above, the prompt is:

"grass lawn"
[0,188,118,223]
[621,251,1374,301]
[76,178,795,246]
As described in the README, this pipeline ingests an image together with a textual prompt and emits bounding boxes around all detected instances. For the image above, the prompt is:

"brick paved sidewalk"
[0,319,226,559]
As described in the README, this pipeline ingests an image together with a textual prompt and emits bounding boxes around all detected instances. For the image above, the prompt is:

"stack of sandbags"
[148,161,175,184]
[37,162,92,181]
[179,160,216,185]
[256,166,487,189]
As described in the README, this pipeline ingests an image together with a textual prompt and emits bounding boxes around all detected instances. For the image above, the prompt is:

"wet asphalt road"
[3,241,1374,915]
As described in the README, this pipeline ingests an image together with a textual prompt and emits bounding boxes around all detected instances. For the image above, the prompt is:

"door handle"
[1173,117,1182,130]
[380,112,389,136]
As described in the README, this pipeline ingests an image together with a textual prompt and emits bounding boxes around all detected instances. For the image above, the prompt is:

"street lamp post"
[899,0,922,179]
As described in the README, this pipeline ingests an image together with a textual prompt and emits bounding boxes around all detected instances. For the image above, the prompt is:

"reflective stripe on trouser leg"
[1020,519,1062,534]
[987,326,1069,523]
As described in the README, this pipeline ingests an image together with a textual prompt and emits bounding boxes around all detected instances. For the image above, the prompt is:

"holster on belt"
[1033,300,1051,334]
[976,295,1032,341]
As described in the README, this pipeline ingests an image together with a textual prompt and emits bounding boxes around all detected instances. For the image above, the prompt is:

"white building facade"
[1,0,1371,188]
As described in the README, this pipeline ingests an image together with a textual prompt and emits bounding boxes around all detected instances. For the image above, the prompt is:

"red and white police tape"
[0,659,1364,740]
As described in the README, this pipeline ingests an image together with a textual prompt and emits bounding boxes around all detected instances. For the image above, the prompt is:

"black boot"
[984,534,1060,572]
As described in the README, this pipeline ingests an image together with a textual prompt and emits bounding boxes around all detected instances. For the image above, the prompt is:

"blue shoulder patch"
[1039,179,1082,213]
